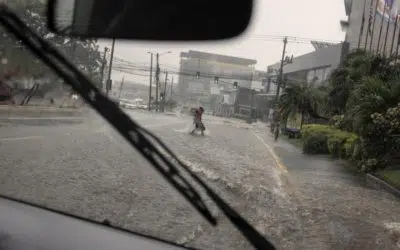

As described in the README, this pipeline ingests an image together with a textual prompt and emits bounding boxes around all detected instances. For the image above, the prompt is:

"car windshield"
[2,0,400,249]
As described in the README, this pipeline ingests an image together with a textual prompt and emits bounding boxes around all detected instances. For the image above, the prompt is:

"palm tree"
[327,51,398,116]
[279,81,328,129]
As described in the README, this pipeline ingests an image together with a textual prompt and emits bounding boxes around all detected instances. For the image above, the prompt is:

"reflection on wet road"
[0,110,399,249]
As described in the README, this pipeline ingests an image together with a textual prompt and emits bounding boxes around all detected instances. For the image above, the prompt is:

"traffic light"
[196,71,200,79]
[160,92,164,99]
[233,81,238,88]
[214,76,219,84]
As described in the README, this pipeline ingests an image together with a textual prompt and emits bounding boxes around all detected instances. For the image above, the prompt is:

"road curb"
[0,116,85,126]
[0,106,88,117]
[366,173,400,199]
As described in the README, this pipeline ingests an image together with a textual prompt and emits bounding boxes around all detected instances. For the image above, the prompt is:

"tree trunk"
[20,83,39,106]
[300,112,305,130]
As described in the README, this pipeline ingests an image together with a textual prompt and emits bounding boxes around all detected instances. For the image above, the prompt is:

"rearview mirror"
[47,0,254,40]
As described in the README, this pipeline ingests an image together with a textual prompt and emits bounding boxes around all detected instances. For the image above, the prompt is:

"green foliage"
[355,104,400,171]
[305,51,400,172]
[301,124,359,160]
[343,134,359,160]
[279,83,328,128]
[302,133,329,155]
[301,124,333,139]
[1,0,103,84]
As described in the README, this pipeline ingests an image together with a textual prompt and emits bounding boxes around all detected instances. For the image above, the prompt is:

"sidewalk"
[0,105,88,117]
[252,127,400,249]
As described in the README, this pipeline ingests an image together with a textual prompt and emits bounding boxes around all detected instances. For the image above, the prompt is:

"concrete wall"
[178,50,256,110]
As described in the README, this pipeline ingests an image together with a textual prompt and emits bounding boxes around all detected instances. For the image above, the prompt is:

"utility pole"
[106,38,115,97]
[274,36,289,141]
[275,37,288,101]
[147,52,153,111]
[155,53,160,112]
[100,47,109,91]
[247,70,255,124]
[170,76,174,101]
[162,71,168,112]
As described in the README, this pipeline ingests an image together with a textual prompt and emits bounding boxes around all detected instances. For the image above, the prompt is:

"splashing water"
[173,122,211,136]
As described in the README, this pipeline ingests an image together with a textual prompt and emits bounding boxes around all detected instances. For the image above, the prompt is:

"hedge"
[301,124,359,160]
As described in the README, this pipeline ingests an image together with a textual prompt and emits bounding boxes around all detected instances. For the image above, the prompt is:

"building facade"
[343,0,400,56]
[177,50,257,111]
[266,42,344,93]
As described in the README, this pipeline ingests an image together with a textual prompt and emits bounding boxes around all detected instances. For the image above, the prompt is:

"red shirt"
[194,109,202,121]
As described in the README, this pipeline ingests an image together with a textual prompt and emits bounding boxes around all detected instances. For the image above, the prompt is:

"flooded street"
[253,129,400,249]
[0,111,399,249]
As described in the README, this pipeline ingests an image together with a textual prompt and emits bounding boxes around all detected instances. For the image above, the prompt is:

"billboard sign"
[376,0,400,23]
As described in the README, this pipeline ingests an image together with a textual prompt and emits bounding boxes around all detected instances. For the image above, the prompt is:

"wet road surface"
[253,128,400,249]
[0,110,400,249]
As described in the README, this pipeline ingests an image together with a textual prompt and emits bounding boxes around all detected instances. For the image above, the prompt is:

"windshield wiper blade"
[0,5,275,249]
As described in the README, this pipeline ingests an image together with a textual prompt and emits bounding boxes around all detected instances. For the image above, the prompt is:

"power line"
[249,34,344,44]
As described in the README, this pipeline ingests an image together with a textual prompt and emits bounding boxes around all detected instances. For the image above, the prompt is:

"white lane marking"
[251,131,288,172]
[0,121,184,142]
[0,135,44,141]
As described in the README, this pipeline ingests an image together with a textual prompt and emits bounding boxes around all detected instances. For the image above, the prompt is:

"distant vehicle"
[137,104,148,110]
[125,103,137,110]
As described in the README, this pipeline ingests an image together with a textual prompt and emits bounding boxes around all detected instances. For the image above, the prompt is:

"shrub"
[327,137,342,158]
[343,134,359,160]
[330,115,345,129]
[302,124,333,139]
[302,133,329,154]
[301,124,358,158]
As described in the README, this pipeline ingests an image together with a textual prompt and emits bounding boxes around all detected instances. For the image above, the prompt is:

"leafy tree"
[1,0,103,86]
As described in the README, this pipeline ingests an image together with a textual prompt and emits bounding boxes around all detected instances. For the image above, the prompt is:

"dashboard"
[0,196,193,250]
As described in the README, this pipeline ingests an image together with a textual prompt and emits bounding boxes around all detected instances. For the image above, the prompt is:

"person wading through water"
[191,106,205,135]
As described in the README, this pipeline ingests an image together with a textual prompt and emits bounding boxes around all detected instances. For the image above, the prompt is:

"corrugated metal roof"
[180,50,257,66]
[311,41,339,50]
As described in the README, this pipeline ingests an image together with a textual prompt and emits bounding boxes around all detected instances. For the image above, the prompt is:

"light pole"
[147,52,153,111]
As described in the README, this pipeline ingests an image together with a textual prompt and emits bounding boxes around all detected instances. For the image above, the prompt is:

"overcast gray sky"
[97,0,347,84]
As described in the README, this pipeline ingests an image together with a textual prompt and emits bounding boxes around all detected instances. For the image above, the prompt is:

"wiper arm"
[0,5,275,250]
